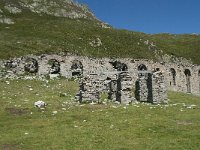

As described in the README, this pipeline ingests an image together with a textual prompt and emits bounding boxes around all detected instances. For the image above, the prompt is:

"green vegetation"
[1,0,200,64]
[148,33,200,64]
[1,1,200,149]
[0,79,200,150]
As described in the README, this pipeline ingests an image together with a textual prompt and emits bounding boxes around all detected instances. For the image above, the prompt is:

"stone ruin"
[76,70,167,104]
[0,54,200,103]
[135,71,167,104]
[49,59,60,74]
[24,58,39,74]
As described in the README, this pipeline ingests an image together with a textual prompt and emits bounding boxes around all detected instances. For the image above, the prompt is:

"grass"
[0,79,200,150]
[1,1,200,64]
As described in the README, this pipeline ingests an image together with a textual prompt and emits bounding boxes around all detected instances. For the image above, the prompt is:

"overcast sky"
[77,0,200,34]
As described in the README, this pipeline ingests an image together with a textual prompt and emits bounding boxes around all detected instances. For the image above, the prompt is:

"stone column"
[151,71,168,104]
[76,74,100,103]
[117,73,135,104]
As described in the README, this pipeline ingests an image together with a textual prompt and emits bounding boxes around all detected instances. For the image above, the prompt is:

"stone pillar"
[151,71,168,104]
[76,74,100,103]
[117,73,135,104]
[135,71,167,104]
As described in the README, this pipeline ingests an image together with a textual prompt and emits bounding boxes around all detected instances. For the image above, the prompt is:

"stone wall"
[151,71,168,103]
[135,71,167,104]
[0,54,200,97]
[76,72,135,104]
[135,73,151,102]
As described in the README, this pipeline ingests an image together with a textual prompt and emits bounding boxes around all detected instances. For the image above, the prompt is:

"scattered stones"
[52,111,58,115]
[34,101,47,108]
[100,22,111,29]
[19,0,95,19]
[0,16,15,24]
[89,37,103,47]
[185,104,197,109]
[4,60,19,68]
[62,108,67,111]
[177,120,193,125]
[110,124,114,129]
[5,81,10,85]
[4,5,22,14]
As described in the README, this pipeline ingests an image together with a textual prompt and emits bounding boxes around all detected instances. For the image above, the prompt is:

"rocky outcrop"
[1,0,96,20]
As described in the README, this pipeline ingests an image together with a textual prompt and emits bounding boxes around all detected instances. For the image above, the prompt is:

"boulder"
[34,101,47,108]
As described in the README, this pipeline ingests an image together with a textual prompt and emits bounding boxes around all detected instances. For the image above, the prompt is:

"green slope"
[0,79,200,150]
[0,0,200,64]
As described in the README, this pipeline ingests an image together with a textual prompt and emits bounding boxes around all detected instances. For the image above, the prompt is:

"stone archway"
[109,61,128,71]
[48,59,60,74]
[71,60,83,76]
[170,68,176,86]
[184,69,191,93]
[138,64,148,77]
[24,58,38,73]
[138,64,147,71]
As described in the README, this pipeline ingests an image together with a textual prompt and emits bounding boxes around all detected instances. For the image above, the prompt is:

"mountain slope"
[0,0,200,64]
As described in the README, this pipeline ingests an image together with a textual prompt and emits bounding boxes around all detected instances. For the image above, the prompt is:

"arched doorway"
[109,61,128,71]
[170,68,176,86]
[48,59,60,74]
[138,64,147,71]
[71,60,83,76]
[184,69,191,93]
[138,64,147,77]
[24,58,38,73]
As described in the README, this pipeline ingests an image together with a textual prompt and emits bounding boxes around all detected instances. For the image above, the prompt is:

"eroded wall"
[0,54,200,96]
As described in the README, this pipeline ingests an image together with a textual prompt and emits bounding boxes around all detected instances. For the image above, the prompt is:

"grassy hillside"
[0,79,200,149]
[148,33,200,64]
[0,0,200,64]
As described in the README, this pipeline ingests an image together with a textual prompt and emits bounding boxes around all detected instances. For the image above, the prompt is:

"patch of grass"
[0,79,200,149]
[1,1,200,64]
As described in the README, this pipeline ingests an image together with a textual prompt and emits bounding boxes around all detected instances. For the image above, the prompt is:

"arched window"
[71,60,83,76]
[24,58,38,73]
[170,68,176,86]
[109,61,128,71]
[48,59,60,74]
[138,64,147,71]
[155,68,160,71]
[121,63,128,71]
[184,69,191,93]
[138,64,147,77]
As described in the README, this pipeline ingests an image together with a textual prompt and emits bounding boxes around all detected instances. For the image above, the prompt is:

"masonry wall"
[0,54,200,96]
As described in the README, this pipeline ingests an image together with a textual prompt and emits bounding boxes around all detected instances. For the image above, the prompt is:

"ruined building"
[0,54,200,104]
